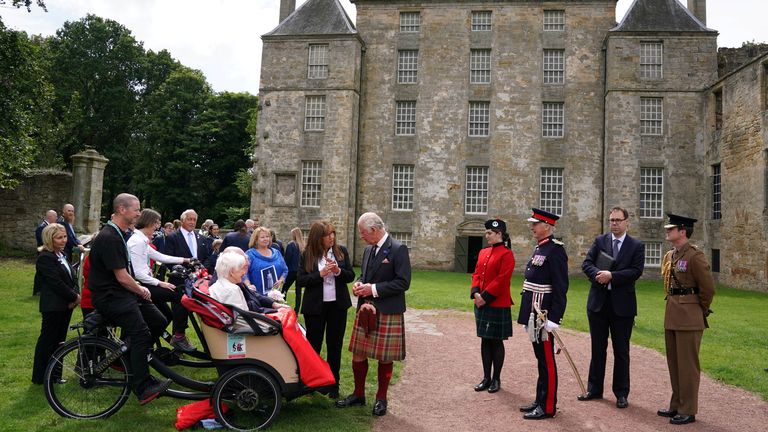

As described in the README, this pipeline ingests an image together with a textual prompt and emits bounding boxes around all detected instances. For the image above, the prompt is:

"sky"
[2,0,767,95]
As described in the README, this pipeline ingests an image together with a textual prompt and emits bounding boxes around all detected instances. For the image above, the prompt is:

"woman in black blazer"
[32,223,80,384]
[297,221,355,398]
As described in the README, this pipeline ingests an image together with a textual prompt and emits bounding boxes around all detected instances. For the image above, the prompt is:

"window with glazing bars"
[644,242,662,267]
[398,50,418,84]
[640,97,663,135]
[465,166,489,214]
[300,161,322,207]
[304,96,326,131]
[400,12,420,32]
[471,11,492,31]
[468,102,490,137]
[390,232,413,248]
[543,49,564,84]
[308,44,328,79]
[392,165,414,211]
[470,49,491,84]
[542,102,564,137]
[640,42,663,79]
[543,10,565,31]
[540,167,563,215]
[712,164,721,220]
[639,168,663,218]
[396,101,416,135]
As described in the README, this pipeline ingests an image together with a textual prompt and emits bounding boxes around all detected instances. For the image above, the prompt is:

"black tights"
[481,338,505,380]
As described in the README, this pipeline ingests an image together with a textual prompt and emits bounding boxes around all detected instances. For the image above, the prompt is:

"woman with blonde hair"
[282,227,305,308]
[245,226,288,295]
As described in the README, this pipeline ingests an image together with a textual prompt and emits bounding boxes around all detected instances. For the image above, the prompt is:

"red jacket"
[471,243,515,308]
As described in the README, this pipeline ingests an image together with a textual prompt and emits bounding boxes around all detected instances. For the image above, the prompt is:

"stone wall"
[0,170,72,252]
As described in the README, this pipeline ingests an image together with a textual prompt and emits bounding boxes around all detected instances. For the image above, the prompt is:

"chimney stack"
[687,0,707,26]
[279,0,296,23]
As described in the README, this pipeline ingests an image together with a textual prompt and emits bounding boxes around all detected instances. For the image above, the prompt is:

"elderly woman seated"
[209,249,289,315]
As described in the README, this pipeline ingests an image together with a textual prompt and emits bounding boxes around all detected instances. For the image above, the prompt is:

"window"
[471,11,492,31]
[711,249,720,273]
[640,97,663,135]
[542,102,564,138]
[543,49,564,84]
[640,168,664,218]
[304,96,326,131]
[540,168,563,215]
[400,11,420,32]
[395,101,416,136]
[714,88,723,131]
[465,166,489,214]
[397,50,419,84]
[470,49,491,84]
[307,44,329,79]
[640,42,663,79]
[390,232,413,248]
[392,164,415,211]
[300,161,322,207]
[468,101,490,137]
[712,164,721,220]
[543,10,565,31]
[645,242,663,267]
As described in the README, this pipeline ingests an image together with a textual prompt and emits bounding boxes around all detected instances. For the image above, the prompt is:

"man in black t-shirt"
[89,193,171,405]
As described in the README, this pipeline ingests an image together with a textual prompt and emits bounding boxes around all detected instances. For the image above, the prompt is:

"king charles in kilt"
[518,208,568,420]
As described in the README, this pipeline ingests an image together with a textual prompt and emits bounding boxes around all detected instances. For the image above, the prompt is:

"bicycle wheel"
[44,337,130,419]
[212,367,282,431]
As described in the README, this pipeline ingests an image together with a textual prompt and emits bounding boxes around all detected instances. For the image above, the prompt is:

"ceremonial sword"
[533,302,587,397]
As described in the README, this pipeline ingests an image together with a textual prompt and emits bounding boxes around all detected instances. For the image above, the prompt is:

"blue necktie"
[187,232,197,259]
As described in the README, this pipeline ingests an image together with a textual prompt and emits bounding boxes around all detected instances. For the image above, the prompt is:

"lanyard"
[107,220,132,268]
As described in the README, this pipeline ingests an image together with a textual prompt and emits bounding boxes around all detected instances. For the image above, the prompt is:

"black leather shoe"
[577,391,603,401]
[138,378,172,405]
[657,408,678,418]
[523,406,556,420]
[670,414,695,425]
[474,378,491,392]
[372,399,387,416]
[616,396,628,408]
[335,394,366,408]
[519,402,538,413]
[487,379,500,393]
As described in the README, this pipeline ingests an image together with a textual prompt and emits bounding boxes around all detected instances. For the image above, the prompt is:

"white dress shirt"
[127,229,184,286]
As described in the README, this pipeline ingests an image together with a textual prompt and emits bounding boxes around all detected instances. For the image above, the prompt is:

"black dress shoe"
[577,391,603,401]
[335,394,366,408]
[616,396,628,408]
[487,379,500,393]
[670,414,695,425]
[372,399,387,416]
[657,408,678,418]
[474,378,491,392]
[519,402,538,413]
[523,406,556,420]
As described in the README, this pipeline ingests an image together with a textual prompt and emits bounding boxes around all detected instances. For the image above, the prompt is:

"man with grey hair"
[336,212,411,416]
[58,203,85,262]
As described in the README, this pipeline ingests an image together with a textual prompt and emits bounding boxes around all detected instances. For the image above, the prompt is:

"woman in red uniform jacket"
[470,219,515,393]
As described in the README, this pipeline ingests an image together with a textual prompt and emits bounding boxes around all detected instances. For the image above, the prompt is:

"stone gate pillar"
[71,149,109,234]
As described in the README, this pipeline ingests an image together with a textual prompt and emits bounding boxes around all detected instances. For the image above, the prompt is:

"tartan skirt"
[475,305,513,340]
[349,312,406,362]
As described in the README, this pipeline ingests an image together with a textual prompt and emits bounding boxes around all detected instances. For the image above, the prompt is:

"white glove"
[545,320,559,332]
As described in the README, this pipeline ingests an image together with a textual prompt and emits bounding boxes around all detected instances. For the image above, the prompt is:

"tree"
[0,0,46,12]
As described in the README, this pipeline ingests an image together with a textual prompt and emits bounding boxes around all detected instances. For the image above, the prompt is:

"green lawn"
[1,259,766,431]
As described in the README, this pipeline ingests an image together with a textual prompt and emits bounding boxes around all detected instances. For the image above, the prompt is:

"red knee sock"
[376,362,393,401]
[352,359,368,397]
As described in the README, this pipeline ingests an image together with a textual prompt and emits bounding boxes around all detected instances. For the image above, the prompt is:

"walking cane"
[533,302,587,397]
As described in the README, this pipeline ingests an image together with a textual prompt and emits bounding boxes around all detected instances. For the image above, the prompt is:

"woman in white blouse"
[127,208,194,351]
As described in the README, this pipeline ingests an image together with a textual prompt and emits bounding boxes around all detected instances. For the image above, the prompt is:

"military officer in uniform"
[657,213,715,425]
[517,208,568,420]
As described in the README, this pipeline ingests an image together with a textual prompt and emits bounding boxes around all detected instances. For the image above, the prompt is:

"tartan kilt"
[349,312,406,362]
[475,305,513,340]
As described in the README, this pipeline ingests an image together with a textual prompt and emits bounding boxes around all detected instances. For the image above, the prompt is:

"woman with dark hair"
[221,219,250,252]
[32,223,80,384]
[297,221,355,398]
[470,218,515,394]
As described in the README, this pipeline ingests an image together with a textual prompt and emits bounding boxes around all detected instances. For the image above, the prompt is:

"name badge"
[676,260,688,273]
[227,334,246,359]
[531,255,547,266]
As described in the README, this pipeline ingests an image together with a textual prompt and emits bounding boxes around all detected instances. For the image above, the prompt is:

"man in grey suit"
[335,212,411,417]
[580,206,645,409]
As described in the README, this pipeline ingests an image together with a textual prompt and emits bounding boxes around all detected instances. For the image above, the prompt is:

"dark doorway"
[467,236,484,273]
[454,236,486,273]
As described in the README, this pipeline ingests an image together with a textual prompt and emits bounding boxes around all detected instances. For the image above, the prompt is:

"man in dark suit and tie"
[58,204,85,262]
[163,208,212,351]
[580,206,645,409]
[335,212,411,417]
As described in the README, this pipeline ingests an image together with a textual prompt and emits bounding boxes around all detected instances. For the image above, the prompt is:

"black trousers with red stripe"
[532,335,558,415]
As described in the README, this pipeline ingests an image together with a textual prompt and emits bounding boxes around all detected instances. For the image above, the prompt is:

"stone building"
[254,0,768,291]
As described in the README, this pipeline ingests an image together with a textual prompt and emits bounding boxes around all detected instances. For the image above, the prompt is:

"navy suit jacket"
[165,229,212,263]
[582,233,645,317]
[57,217,81,259]
[357,235,411,315]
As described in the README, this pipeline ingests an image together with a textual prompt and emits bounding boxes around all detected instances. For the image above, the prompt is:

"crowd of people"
[30,200,716,424]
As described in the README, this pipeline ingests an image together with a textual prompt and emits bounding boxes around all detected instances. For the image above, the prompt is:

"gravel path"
[373,309,767,432]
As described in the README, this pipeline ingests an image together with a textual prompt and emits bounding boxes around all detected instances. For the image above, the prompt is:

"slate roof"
[612,0,717,33]
[264,0,356,37]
